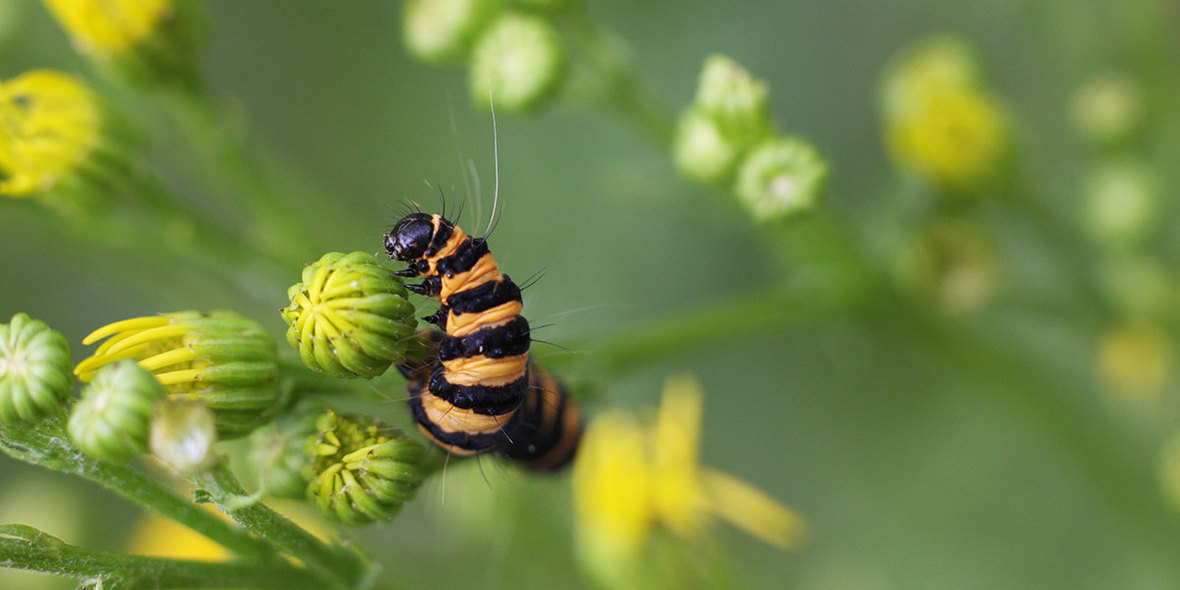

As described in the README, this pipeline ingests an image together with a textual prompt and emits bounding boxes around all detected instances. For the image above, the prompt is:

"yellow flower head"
[881,36,1010,192]
[41,0,173,59]
[0,70,102,197]
[573,374,808,588]
[74,311,281,439]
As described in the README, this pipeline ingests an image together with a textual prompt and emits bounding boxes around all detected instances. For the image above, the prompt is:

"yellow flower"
[0,70,102,197]
[41,0,173,58]
[74,311,281,439]
[1097,322,1172,408]
[881,36,1009,192]
[125,508,230,562]
[573,374,808,588]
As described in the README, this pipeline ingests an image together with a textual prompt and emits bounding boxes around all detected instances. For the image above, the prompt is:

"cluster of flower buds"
[673,55,828,223]
[40,0,205,89]
[880,36,1010,194]
[281,252,417,379]
[403,0,567,112]
[0,70,140,210]
[305,411,426,526]
[74,311,282,439]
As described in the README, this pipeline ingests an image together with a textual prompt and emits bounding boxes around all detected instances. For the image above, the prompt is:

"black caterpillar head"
[385,212,437,261]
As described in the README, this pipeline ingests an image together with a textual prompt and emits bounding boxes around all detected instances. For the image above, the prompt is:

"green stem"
[161,84,338,268]
[192,459,372,589]
[0,524,327,590]
[559,6,675,146]
[558,283,855,380]
[873,296,1180,568]
[0,418,280,562]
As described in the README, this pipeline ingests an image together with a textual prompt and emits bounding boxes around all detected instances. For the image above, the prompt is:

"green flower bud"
[41,0,206,89]
[75,311,281,439]
[734,137,828,223]
[469,13,565,112]
[897,218,1001,315]
[403,0,501,65]
[672,109,741,185]
[249,410,320,500]
[281,252,417,379]
[1071,72,1144,147]
[68,359,166,462]
[1083,158,1159,248]
[150,398,217,474]
[306,411,426,526]
[0,313,73,424]
[692,55,773,147]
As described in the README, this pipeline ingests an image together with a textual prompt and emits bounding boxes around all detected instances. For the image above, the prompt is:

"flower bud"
[896,218,1001,314]
[1071,72,1144,147]
[0,70,138,208]
[734,137,828,222]
[75,311,281,439]
[40,0,205,89]
[672,109,741,185]
[469,13,565,112]
[150,398,217,474]
[880,36,1009,192]
[249,410,320,500]
[68,359,166,462]
[281,252,417,379]
[1083,158,1159,248]
[692,55,773,148]
[403,0,500,65]
[0,313,73,424]
[1097,322,1171,409]
[306,411,426,526]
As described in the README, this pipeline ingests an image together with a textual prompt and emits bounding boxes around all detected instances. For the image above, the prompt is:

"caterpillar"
[397,330,582,470]
[385,212,580,469]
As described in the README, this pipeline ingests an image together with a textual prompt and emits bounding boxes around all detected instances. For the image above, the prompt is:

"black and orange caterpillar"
[385,212,580,469]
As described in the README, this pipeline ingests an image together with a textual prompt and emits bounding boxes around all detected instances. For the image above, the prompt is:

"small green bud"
[75,311,281,439]
[469,12,565,112]
[1083,158,1159,248]
[897,218,1001,315]
[403,0,501,65]
[249,410,320,500]
[0,313,73,424]
[734,137,828,223]
[150,398,217,474]
[692,55,773,147]
[306,411,426,526]
[1071,72,1144,147]
[68,359,166,462]
[672,109,741,185]
[282,252,417,379]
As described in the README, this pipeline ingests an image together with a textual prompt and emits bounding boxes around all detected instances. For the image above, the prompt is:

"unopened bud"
[0,313,73,424]
[68,359,166,462]
[281,252,417,379]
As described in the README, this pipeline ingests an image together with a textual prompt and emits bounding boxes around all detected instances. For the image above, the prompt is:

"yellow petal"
[701,468,810,550]
[652,374,708,537]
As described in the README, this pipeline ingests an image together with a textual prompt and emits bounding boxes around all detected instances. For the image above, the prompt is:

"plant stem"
[873,296,1180,569]
[161,84,340,268]
[558,282,855,380]
[0,418,280,562]
[0,524,328,590]
[192,459,372,589]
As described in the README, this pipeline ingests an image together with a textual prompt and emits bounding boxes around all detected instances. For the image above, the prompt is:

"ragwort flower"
[74,311,282,439]
[573,374,808,589]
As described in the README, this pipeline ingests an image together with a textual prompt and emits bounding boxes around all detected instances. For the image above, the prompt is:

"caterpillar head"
[385,212,437,261]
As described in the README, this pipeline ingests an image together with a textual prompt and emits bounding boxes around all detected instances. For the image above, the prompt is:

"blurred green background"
[2,0,1179,589]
